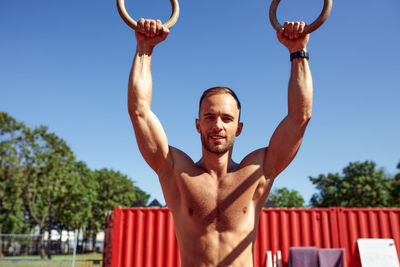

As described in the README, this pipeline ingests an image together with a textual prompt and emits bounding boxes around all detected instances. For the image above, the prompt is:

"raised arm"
[128,19,173,174]
[263,21,313,178]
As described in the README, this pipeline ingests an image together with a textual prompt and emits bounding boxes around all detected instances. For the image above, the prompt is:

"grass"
[3,253,102,260]
[0,253,102,267]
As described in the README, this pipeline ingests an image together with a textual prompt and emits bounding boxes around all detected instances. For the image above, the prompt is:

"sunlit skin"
[196,93,243,155]
[128,18,312,266]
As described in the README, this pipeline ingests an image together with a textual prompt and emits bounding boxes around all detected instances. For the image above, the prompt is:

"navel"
[242,206,247,214]
[188,207,194,216]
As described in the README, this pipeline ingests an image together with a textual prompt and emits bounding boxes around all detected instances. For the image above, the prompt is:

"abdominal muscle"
[173,206,259,267]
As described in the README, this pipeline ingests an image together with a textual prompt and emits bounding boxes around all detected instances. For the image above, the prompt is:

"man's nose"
[212,117,223,131]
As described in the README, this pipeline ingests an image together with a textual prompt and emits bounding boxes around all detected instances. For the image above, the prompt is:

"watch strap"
[290,50,309,61]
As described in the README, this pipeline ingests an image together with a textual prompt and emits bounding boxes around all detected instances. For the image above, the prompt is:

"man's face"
[196,93,243,155]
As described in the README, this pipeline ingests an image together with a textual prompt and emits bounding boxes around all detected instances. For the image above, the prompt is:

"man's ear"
[195,118,201,133]
[236,122,243,137]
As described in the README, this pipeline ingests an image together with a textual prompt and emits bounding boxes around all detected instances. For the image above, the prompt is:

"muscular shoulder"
[239,147,267,168]
[158,146,201,211]
[169,146,196,168]
[159,146,198,179]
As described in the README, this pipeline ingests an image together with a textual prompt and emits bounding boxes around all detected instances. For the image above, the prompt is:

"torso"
[158,147,274,267]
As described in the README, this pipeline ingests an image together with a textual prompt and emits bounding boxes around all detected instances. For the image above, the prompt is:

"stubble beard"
[200,133,235,155]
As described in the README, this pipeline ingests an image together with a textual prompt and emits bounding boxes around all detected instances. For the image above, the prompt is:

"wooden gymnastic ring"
[269,0,332,35]
[117,0,180,30]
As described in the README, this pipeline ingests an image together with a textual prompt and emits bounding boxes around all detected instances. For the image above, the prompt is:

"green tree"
[50,161,97,254]
[22,126,76,259]
[1,113,86,258]
[0,112,29,257]
[57,161,96,232]
[267,187,305,208]
[1,113,153,256]
[309,161,393,207]
[390,161,400,207]
[85,168,150,252]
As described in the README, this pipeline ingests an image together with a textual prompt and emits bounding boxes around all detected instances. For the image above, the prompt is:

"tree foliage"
[57,161,96,231]
[90,168,149,233]
[21,125,78,258]
[0,113,27,234]
[390,161,400,207]
[0,112,32,254]
[0,112,150,257]
[268,187,305,208]
[84,168,150,251]
[309,161,394,207]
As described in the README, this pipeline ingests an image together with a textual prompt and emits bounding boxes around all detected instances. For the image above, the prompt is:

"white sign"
[358,239,400,267]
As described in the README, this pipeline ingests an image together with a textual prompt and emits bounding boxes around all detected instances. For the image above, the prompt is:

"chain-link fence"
[1,233,77,256]
[0,259,102,267]
[0,233,103,267]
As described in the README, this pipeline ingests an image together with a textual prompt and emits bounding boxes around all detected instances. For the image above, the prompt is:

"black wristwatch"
[290,50,309,61]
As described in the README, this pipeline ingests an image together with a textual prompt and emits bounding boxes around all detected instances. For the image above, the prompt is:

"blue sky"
[1,0,399,206]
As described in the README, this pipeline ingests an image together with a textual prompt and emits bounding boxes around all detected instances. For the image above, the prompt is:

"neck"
[197,148,238,177]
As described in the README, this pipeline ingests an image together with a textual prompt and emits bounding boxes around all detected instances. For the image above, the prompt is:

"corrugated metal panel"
[253,208,342,266]
[107,207,400,267]
[336,208,400,267]
[110,208,180,267]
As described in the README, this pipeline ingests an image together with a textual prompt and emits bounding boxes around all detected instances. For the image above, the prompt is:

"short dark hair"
[199,87,241,118]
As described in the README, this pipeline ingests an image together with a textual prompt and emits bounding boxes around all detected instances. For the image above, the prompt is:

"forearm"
[287,57,313,123]
[128,45,154,116]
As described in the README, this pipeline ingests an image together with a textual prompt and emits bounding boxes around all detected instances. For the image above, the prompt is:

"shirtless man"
[128,18,312,267]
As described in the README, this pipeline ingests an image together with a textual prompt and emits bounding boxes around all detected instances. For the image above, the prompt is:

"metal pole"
[71,231,78,267]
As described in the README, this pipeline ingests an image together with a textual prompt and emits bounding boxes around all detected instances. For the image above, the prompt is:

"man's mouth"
[208,135,225,140]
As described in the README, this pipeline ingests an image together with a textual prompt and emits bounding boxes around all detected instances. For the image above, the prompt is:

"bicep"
[263,115,309,178]
[130,109,173,174]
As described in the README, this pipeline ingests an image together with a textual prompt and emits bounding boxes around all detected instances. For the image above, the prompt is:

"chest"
[176,169,265,230]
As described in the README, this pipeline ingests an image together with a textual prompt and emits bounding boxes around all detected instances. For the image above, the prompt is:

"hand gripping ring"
[269,0,332,35]
[117,0,180,30]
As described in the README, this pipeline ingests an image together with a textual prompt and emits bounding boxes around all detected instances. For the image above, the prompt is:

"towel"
[318,248,345,267]
[288,247,318,267]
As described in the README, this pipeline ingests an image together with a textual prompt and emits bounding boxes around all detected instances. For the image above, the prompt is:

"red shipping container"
[104,207,400,267]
